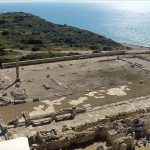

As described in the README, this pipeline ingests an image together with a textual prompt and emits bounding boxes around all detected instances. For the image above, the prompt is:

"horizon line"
[0,0,149,3]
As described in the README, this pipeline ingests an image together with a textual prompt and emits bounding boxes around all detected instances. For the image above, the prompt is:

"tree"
[0,20,6,25]
[102,46,113,51]
[32,46,40,51]
[23,39,43,44]
[1,30,9,36]
[89,45,99,50]
[0,47,6,55]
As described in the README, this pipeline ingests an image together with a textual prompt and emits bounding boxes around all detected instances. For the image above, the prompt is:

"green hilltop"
[0,12,124,52]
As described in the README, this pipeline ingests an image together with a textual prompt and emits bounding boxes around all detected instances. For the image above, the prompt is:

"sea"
[0,1,150,47]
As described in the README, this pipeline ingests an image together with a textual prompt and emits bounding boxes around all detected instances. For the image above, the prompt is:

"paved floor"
[121,57,150,71]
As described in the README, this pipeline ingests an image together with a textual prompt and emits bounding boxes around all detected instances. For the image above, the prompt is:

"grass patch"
[124,73,140,81]
[99,70,140,81]
[19,51,81,61]
[19,52,65,61]
[99,70,119,78]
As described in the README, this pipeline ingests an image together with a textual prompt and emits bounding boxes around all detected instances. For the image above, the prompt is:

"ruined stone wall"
[29,106,150,150]
[135,56,150,62]
[30,124,114,150]
[1,51,126,69]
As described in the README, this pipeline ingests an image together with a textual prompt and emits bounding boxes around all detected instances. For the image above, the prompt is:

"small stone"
[98,69,103,71]
[47,74,50,78]
[11,88,27,100]
[2,93,7,97]
[58,64,64,68]
[131,64,135,68]
[0,84,3,90]
[26,79,33,82]
[86,89,91,92]
[139,80,144,84]
[110,67,114,69]
[47,67,50,69]
[33,97,40,102]
[15,82,20,88]
[43,84,51,90]
[60,74,65,76]
[96,145,104,150]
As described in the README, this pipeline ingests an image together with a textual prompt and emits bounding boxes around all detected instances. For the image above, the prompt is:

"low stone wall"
[126,51,150,55]
[135,56,150,62]
[7,107,86,127]
[30,123,114,150]
[1,51,126,69]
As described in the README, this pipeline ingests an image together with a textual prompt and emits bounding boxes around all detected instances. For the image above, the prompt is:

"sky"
[0,0,148,2]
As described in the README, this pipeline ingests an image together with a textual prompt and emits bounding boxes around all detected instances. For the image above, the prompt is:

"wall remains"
[1,51,126,69]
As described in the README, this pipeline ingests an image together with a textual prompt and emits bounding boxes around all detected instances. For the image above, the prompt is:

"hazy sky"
[0,0,148,2]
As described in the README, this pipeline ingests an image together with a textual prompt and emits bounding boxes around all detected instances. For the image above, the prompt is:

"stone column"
[16,56,20,82]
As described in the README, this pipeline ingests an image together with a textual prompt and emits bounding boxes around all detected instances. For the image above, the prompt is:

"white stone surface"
[0,137,30,150]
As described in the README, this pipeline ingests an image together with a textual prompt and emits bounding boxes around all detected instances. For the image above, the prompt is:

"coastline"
[122,43,150,51]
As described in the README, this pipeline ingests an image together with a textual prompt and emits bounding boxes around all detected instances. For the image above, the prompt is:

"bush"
[20,46,25,50]
[22,39,43,44]
[89,45,99,50]
[66,52,80,56]
[102,46,113,51]
[1,30,9,36]
[0,47,6,55]
[126,46,132,50]
[0,57,15,67]
[19,51,65,61]
[0,20,6,25]
[92,50,101,53]
[32,46,40,51]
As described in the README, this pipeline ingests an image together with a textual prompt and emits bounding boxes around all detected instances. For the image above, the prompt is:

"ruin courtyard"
[0,51,150,150]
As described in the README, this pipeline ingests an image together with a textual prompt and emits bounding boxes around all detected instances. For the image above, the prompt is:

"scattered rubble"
[26,107,150,150]
[0,96,11,106]
[0,53,150,150]
[15,82,20,88]
[33,97,40,102]
[1,106,86,128]
[43,84,51,90]
[11,88,28,100]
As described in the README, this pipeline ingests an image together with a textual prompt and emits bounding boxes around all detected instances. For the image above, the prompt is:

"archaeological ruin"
[0,50,150,150]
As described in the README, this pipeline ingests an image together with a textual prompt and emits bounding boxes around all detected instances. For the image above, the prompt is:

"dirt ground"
[0,55,150,122]
[0,54,150,149]
[0,56,149,100]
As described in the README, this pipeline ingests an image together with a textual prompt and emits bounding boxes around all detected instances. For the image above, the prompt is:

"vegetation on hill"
[0,12,124,52]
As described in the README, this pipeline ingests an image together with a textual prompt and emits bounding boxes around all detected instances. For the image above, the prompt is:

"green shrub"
[0,57,15,67]
[102,46,113,51]
[92,50,101,53]
[19,51,65,61]
[32,46,40,51]
[1,30,9,36]
[89,45,99,50]
[0,47,6,55]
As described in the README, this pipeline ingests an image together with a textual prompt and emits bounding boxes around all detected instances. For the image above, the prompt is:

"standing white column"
[16,56,20,82]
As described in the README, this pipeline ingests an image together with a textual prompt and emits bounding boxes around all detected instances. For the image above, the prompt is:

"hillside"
[0,12,125,52]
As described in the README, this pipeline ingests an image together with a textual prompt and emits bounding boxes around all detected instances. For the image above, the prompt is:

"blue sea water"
[0,1,150,47]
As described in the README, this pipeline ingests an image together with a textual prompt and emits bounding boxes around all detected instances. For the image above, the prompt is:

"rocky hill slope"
[0,12,124,52]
